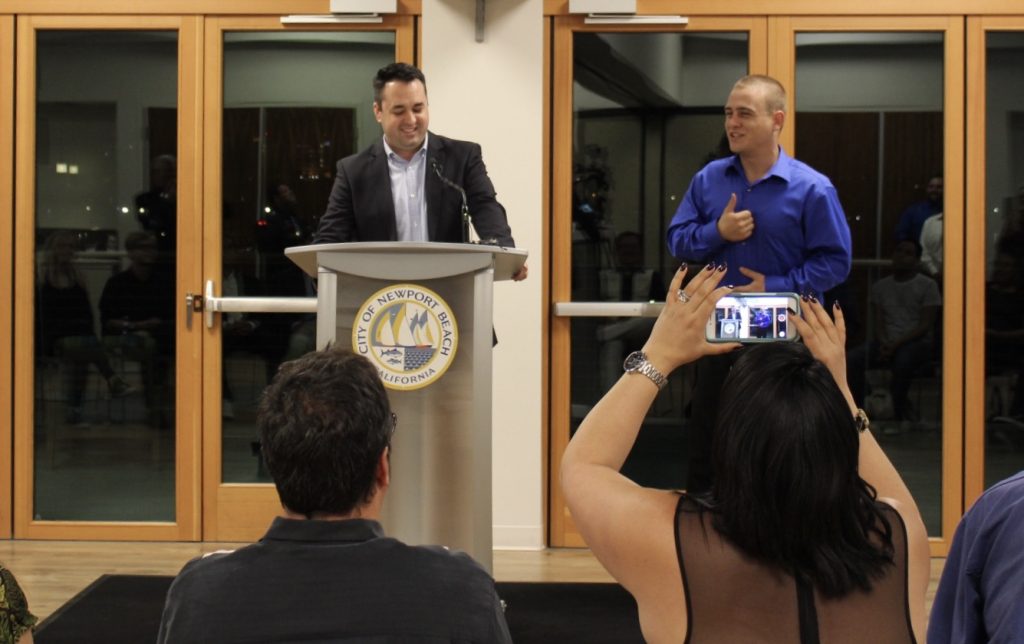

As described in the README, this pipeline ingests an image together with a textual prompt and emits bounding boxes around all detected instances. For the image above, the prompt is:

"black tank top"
[674,495,915,644]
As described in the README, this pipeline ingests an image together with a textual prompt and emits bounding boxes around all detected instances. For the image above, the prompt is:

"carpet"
[35,575,644,643]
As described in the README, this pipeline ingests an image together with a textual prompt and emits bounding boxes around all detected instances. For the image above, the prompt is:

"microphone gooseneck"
[431,158,472,244]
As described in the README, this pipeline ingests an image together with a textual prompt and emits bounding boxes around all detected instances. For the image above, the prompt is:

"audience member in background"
[157,348,512,643]
[895,174,943,244]
[99,231,175,428]
[847,239,941,433]
[561,265,929,643]
[0,564,37,643]
[928,469,1024,644]
[919,211,943,279]
[135,154,177,261]
[37,231,134,425]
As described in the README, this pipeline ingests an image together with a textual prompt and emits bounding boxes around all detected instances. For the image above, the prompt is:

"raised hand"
[790,299,855,410]
[717,193,754,242]
[641,264,739,374]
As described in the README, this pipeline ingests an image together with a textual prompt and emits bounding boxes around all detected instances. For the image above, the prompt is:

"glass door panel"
[781,17,965,552]
[203,17,412,541]
[550,17,765,546]
[14,16,201,539]
[981,30,1024,488]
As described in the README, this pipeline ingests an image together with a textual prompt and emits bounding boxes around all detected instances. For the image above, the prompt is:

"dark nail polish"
[705,262,715,272]
[833,301,841,310]
[801,294,809,302]
[678,263,689,273]
[810,295,819,304]
[717,263,727,272]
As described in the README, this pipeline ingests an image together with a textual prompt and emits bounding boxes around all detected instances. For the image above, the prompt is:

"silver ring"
[676,289,691,304]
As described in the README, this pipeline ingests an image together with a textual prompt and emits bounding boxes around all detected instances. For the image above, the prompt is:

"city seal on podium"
[352,283,459,391]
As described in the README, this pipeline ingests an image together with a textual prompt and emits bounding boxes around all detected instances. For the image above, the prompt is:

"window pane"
[983,31,1024,487]
[220,31,395,483]
[33,31,178,521]
[570,32,748,489]
[796,32,945,534]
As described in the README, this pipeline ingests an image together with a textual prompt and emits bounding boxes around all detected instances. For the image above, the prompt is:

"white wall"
[423,0,545,550]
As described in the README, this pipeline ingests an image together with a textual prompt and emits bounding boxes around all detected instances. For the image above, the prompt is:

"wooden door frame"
[0,15,14,540]
[12,15,203,540]
[200,15,416,542]
[964,16,1024,509]
[547,15,769,547]
[770,15,965,557]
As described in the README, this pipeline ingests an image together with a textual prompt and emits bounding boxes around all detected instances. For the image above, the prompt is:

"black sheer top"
[675,495,914,644]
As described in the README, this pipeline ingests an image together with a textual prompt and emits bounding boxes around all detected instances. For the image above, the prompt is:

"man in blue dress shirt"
[666,74,852,492]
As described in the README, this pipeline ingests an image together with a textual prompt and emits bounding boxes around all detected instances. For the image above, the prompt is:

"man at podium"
[314,62,528,281]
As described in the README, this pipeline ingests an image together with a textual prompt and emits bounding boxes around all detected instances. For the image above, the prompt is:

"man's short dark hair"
[373,62,427,105]
[258,348,392,517]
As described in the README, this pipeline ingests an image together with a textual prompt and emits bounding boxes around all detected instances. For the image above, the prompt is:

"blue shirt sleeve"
[667,171,728,263]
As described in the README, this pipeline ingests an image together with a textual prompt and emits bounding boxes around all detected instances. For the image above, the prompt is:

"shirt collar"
[726,145,792,183]
[262,516,386,544]
[382,132,429,163]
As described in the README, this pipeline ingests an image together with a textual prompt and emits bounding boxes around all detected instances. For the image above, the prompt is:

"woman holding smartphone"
[561,264,929,643]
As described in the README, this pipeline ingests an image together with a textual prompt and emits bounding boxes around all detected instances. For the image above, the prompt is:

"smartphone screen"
[705,293,800,343]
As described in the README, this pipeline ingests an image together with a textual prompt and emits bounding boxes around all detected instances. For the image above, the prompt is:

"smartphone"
[705,293,801,343]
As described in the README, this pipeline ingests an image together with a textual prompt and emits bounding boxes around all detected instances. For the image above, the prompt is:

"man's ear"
[773,109,785,134]
[376,448,390,490]
[372,101,383,124]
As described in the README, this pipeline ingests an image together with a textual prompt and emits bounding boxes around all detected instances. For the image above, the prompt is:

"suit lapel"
[369,139,398,241]
[425,133,445,242]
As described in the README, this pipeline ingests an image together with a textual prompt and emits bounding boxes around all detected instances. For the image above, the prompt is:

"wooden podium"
[286,242,527,572]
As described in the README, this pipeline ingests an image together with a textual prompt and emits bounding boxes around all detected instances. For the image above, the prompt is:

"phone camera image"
[706,294,800,343]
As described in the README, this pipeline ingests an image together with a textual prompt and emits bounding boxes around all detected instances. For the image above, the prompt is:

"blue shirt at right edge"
[928,470,1024,644]
[666,148,852,297]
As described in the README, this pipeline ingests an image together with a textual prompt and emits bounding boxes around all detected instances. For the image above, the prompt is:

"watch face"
[623,351,646,371]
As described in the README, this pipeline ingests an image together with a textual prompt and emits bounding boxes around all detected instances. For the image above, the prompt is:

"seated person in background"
[0,563,37,643]
[847,239,941,432]
[928,469,1024,644]
[37,231,134,424]
[919,212,943,279]
[561,265,929,643]
[99,231,175,426]
[157,348,512,643]
[895,174,943,244]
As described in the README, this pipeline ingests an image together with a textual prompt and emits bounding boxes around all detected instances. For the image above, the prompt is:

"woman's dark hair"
[706,342,894,598]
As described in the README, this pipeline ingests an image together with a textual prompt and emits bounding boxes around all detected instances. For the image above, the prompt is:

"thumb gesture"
[717,193,754,242]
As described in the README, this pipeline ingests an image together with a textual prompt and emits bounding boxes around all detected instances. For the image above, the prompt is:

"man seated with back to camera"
[561,265,930,643]
[157,348,511,644]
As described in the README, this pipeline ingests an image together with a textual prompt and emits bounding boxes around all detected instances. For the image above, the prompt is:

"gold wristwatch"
[854,408,870,433]
[623,351,668,390]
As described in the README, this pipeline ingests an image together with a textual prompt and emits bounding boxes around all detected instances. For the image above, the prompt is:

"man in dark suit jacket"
[314,62,527,281]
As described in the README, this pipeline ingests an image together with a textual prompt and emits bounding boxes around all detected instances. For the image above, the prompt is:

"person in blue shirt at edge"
[894,174,943,244]
[928,469,1024,644]
[666,74,852,494]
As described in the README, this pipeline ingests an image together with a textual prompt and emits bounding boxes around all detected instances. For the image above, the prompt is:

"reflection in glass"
[33,31,177,521]
[795,32,944,533]
[220,32,395,482]
[569,32,747,483]
[984,32,1024,487]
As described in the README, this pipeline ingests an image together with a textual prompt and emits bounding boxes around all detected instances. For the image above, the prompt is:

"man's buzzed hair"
[733,75,787,114]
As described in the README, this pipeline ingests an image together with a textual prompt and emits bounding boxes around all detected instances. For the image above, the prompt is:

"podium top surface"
[286,242,528,281]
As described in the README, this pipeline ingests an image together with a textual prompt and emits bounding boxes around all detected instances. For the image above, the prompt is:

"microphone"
[431,158,472,244]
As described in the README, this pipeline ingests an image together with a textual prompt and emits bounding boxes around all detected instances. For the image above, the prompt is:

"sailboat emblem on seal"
[352,283,459,391]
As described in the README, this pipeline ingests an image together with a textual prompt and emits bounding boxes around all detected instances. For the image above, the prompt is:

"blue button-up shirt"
[666,148,851,297]
[384,134,428,242]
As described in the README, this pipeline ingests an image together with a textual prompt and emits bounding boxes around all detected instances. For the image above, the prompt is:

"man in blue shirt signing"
[666,74,852,493]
